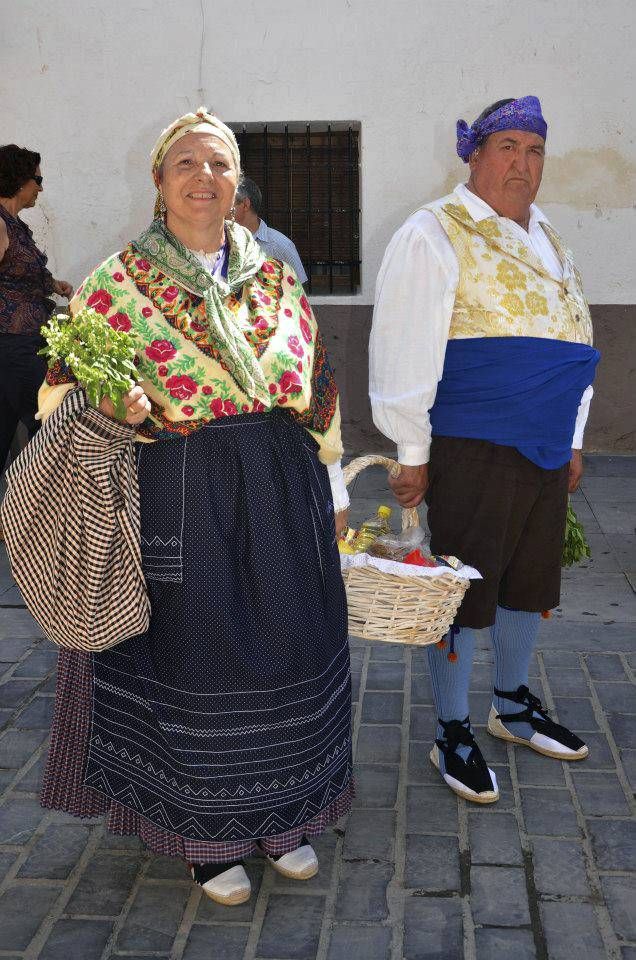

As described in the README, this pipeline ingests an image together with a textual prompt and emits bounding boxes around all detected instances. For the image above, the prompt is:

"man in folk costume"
[370,97,600,803]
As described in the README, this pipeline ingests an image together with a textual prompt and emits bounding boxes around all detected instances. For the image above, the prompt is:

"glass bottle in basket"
[351,505,392,553]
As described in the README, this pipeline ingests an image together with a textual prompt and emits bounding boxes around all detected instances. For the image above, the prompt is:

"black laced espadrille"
[487,684,588,760]
[429,717,499,803]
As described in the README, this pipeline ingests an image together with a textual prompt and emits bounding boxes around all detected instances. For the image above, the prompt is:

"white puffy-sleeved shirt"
[369,183,594,466]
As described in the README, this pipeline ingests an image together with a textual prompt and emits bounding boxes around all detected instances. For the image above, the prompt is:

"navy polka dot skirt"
[79,411,352,844]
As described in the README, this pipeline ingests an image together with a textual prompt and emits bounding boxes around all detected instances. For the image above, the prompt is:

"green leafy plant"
[39,309,138,420]
[562,501,591,567]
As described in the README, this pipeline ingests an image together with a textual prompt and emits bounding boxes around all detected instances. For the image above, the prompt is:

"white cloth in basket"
[340,553,481,580]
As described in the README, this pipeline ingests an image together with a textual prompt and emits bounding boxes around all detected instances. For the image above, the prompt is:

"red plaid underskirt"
[41,649,353,862]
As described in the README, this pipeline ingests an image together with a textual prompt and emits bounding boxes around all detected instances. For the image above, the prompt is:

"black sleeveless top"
[0,204,55,335]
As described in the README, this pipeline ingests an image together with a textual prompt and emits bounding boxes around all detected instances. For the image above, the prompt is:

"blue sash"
[430,337,600,469]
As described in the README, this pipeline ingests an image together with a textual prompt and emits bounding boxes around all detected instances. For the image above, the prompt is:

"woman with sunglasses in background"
[0,144,73,476]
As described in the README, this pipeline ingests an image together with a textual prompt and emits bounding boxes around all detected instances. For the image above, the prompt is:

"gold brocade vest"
[429,198,593,346]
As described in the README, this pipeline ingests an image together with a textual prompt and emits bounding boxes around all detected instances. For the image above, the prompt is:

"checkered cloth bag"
[1,387,149,651]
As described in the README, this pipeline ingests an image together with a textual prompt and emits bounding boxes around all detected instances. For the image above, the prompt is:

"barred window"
[230,122,361,295]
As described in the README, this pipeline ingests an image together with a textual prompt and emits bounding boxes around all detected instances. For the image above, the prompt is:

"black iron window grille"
[230,122,361,295]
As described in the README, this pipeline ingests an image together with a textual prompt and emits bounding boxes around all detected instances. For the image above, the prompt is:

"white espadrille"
[191,863,251,905]
[268,842,319,880]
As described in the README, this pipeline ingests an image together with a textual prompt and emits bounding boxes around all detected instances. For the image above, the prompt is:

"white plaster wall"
[2,0,634,305]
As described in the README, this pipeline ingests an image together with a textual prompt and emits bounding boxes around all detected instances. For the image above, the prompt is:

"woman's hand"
[0,218,8,261]
[53,279,74,298]
[335,508,349,539]
[99,385,151,426]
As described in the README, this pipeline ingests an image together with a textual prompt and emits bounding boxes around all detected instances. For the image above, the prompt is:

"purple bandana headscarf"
[456,96,547,162]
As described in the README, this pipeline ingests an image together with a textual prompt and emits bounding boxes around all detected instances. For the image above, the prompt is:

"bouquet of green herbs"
[562,500,591,567]
[40,308,138,420]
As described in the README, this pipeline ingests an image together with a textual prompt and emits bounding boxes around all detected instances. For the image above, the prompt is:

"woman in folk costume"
[39,109,353,905]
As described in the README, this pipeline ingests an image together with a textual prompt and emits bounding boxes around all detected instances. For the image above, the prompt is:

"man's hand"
[335,508,349,539]
[568,449,584,493]
[53,279,74,298]
[389,463,429,508]
[99,385,151,426]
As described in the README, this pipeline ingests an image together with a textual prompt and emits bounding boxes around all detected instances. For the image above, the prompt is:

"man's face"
[233,195,250,227]
[469,130,545,215]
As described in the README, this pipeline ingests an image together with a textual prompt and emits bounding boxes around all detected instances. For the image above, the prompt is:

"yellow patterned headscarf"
[150,107,241,217]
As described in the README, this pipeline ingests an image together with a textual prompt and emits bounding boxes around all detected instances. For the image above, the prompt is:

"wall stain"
[431,149,636,210]
[541,149,636,209]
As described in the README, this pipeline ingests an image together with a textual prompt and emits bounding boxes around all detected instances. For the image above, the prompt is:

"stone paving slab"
[0,456,634,958]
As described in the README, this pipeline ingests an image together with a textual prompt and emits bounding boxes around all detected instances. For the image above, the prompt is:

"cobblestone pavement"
[0,455,634,960]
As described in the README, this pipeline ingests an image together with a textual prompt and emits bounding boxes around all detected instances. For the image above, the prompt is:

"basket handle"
[343,454,420,531]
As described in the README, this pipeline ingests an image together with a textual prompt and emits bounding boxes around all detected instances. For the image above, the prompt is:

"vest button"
[575,314,580,321]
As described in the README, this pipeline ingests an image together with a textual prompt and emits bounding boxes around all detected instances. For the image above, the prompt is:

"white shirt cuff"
[327,461,350,513]
[397,443,430,466]
[572,385,594,449]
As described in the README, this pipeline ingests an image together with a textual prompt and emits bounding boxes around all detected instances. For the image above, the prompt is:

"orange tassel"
[541,610,552,619]
[436,638,447,649]
[444,624,460,662]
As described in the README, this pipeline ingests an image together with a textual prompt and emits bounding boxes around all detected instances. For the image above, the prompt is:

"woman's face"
[159,133,237,227]
[19,164,42,208]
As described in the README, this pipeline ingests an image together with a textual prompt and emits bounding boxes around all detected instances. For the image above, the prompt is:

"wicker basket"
[342,455,469,646]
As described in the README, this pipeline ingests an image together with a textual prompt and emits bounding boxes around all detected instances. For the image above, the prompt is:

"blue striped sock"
[428,626,475,765]
[490,606,541,740]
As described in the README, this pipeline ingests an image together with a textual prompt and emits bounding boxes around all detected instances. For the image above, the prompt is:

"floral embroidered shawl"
[135,219,271,405]
[45,222,343,464]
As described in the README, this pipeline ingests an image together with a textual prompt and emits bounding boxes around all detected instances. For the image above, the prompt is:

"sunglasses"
[32,175,43,187]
